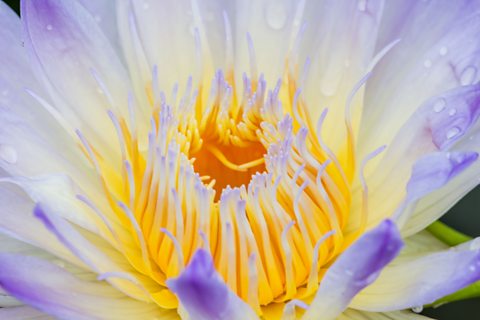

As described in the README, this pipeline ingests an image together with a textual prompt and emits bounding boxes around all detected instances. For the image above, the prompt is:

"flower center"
[191,140,266,198]
[76,66,366,315]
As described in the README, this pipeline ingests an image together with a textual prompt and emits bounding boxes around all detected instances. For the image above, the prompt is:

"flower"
[1,0,480,319]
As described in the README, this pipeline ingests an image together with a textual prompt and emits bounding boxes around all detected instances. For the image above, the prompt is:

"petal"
[405,151,478,203]
[0,182,80,265]
[167,249,258,320]
[1,175,101,234]
[351,84,480,233]
[32,204,153,302]
[122,0,203,92]
[21,0,133,154]
[0,306,53,320]
[302,220,403,320]
[339,309,433,320]
[0,1,89,180]
[351,238,480,311]
[0,254,176,320]
[396,230,448,263]
[77,0,119,50]
[395,150,477,233]
[360,4,480,157]
[300,0,385,148]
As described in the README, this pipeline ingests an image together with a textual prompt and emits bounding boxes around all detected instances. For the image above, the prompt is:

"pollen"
[76,56,370,315]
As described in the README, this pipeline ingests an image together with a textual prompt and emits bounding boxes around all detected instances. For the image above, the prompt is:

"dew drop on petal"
[433,98,446,113]
[439,46,448,56]
[143,1,150,10]
[446,127,461,139]
[265,1,288,30]
[448,108,457,116]
[1,89,8,97]
[412,306,423,313]
[46,24,53,31]
[423,59,432,68]
[0,145,18,164]
[357,0,368,11]
[94,15,102,23]
[469,265,476,272]
[460,66,477,86]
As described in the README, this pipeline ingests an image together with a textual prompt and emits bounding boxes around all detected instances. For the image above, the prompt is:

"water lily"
[1,0,480,319]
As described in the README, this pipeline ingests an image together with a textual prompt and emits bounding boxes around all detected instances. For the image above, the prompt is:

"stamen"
[306,230,335,293]
[25,88,74,135]
[117,201,150,269]
[160,228,185,273]
[247,253,260,313]
[280,220,296,299]
[205,144,249,171]
[316,109,349,186]
[367,38,401,72]
[76,194,118,244]
[282,299,309,320]
[358,145,387,231]
[91,68,116,111]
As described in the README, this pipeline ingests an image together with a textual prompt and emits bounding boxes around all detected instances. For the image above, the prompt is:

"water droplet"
[445,152,451,159]
[345,269,353,276]
[357,0,367,11]
[433,98,446,113]
[0,145,17,164]
[470,265,476,272]
[412,306,423,313]
[265,2,288,30]
[94,15,102,23]
[1,89,8,97]
[46,24,53,31]
[460,66,477,86]
[448,108,457,116]
[439,46,448,56]
[142,1,150,10]
[446,127,461,139]
[423,59,432,68]
[344,59,351,68]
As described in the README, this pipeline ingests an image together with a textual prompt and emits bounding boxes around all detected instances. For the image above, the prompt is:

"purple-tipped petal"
[351,238,480,311]
[406,151,478,202]
[302,220,403,320]
[0,254,171,320]
[21,0,131,151]
[357,85,480,232]
[33,204,152,302]
[167,249,258,320]
[361,4,480,156]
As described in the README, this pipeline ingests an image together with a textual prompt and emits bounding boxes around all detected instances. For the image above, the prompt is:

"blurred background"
[2,0,479,318]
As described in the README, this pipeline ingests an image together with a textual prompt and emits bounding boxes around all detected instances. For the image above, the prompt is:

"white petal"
[22,0,133,157]
[0,254,177,320]
[302,220,403,320]
[351,238,480,311]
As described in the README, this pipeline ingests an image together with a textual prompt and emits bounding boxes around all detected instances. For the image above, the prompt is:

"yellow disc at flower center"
[80,69,353,315]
